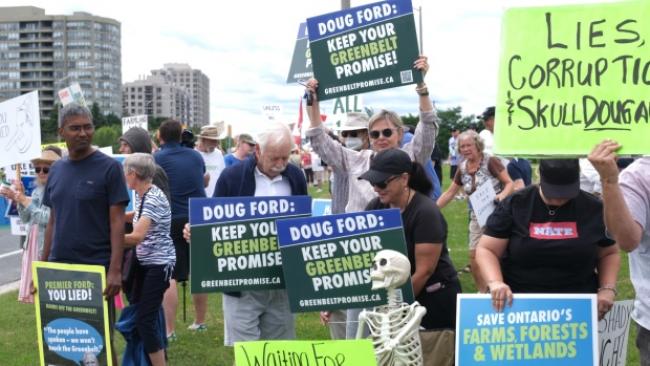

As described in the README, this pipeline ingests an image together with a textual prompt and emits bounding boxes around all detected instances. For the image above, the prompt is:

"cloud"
[8,0,618,131]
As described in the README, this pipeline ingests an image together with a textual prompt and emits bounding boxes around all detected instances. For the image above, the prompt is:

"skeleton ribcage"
[365,305,423,366]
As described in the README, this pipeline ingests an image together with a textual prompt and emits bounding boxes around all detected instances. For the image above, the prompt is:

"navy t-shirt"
[43,150,129,266]
[154,142,206,219]
[507,158,532,187]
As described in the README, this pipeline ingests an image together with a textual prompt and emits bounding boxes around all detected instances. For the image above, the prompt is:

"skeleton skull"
[370,249,411,290]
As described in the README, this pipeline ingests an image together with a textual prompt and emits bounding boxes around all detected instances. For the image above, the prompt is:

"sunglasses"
[371,175,400,189]
[35,167,50,174]
[369,128,397,139]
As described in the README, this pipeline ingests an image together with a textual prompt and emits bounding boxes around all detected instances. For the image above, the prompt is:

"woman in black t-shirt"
[476,159,620,320]
[359,148,461,331]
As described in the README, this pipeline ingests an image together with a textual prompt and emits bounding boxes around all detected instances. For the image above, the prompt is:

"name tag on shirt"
[529,222,578,239]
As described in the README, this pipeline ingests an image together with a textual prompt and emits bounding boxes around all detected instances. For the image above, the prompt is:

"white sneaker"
[187,323,207,332]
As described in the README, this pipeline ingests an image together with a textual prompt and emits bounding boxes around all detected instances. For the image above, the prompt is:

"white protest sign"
[469,182,497,227]
[262,105,283,121]
[98,146,113,155]
[328,94,364,130]
[57,82,86,107]
[3,162,35,180]
[10,216,27,236]
[0,91,41,168]
[598,300,634,366]
[121,115,148,134]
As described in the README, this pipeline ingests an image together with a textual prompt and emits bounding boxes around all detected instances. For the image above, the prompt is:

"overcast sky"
[10,0,612,134]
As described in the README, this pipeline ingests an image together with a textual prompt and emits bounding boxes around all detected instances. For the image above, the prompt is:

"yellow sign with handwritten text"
[234,340,377,366]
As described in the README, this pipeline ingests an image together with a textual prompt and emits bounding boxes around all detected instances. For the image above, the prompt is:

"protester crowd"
[3,54,650,366]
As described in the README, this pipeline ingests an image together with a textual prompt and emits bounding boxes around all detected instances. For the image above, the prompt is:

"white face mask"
[345,137,363,151]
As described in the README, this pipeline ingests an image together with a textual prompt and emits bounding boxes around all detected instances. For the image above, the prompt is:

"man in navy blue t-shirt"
[154,120,206,339]
[507,158,532,191]
[42,103,129,365]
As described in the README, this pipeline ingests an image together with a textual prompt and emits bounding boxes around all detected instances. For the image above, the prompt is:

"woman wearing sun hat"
[0,148,61,303]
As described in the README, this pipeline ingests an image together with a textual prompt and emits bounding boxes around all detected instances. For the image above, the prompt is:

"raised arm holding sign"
[306,0,423,100]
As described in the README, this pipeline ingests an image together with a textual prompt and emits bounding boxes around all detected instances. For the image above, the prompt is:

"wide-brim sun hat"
[31,150,61,165]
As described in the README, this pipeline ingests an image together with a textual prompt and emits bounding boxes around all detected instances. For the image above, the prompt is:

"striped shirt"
[134,185,176,266]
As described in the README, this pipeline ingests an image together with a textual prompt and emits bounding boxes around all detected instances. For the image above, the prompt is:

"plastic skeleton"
[357,249,426,366]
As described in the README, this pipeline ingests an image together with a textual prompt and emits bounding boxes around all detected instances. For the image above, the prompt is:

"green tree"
[42,104,60,143]
[149,116,168,132]
[401,113,419,127]
[105,113,121,127]
[435,106,476,158]
[93,125,121,152]
[90,103,106,128]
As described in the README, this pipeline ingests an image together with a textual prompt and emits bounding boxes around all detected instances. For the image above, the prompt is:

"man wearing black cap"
[476,159,620,321]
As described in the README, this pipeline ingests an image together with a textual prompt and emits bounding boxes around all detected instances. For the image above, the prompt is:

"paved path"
[0,226,22,291]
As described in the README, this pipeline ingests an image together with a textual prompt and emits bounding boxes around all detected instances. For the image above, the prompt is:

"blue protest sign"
[111,155,134,212]
[4,175,36,217]
[456,294,598,366]
[311,198,332,216]
[188,196,311,293]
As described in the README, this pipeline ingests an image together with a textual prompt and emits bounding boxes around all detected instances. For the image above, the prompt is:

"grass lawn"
[0,166,639,365]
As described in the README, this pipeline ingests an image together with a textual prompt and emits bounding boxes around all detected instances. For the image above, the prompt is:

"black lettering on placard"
[508,8,650,133]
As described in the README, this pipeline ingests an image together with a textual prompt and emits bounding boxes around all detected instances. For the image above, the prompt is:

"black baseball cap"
[358,149,411,185]
[539,159,580,199]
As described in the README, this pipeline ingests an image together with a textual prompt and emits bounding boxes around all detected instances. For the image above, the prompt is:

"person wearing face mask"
[305,56,437,216]
[305,55,439,339]
[317,113,370,339]
[339,113,370,151]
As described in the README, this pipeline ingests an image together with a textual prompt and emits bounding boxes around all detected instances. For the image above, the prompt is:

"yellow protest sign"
[234,340,377,366]
[495,1,650,156]
[33,261,112,366]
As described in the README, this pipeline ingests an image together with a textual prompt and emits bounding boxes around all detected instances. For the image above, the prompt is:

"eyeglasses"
[341,130,361,138]
[65,124,94,133]
[369,128,397,139]
[371,175,400,189]
[35,167,50,174]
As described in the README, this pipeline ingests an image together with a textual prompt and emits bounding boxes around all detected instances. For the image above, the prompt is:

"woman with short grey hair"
[437,129,513,293]
[122,152,175,366]
[124,153,157,182]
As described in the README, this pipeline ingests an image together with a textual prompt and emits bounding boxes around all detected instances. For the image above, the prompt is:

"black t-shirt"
[484,185,615,293]
[366,192,458,285]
